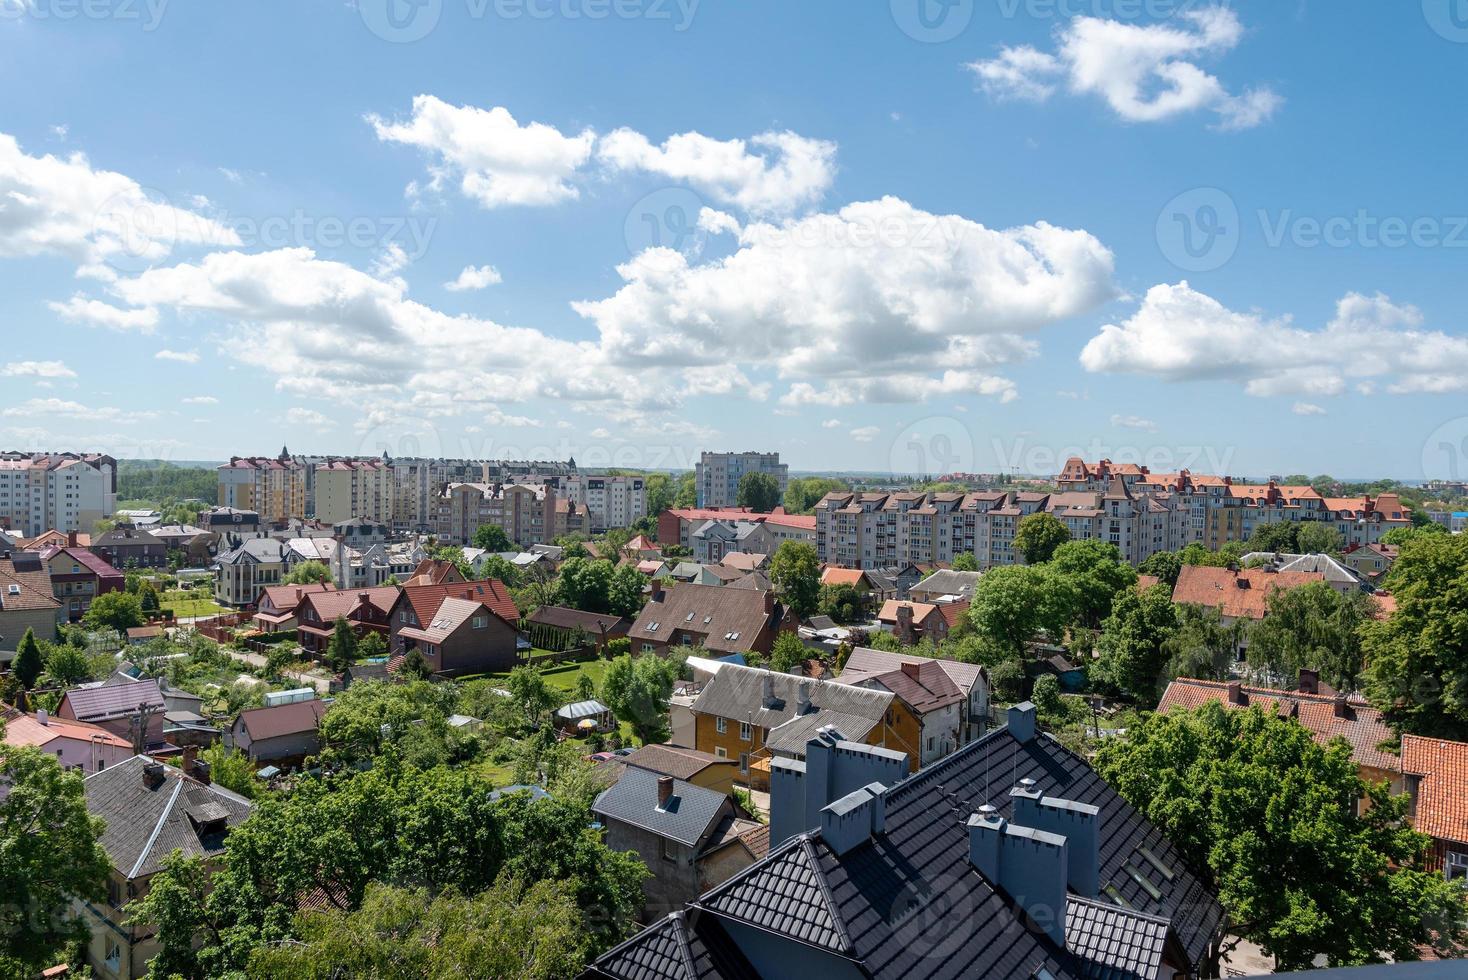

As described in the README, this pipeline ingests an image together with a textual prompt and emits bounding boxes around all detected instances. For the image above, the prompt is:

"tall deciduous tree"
[0,745,111,976]
[471,523,513,553]
[735,471,781,512]
[969,564,1076,657]
[284,560,333,585]
[601,653,678,743]
[1364,532,1468,739]
[1048,539,1137,628]
[1093,583,1178,701]
[643,472,673,517]
[84,590,145,632]
[1013,512,1070,565]
[1097,703,1468,969]
[1295,521,1343,555]
[783,477,849,515]
[769,540,821,618]
[1246,581,1369,691]
[950,552,978,572]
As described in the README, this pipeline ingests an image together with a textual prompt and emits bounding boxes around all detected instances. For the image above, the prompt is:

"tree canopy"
[11,628,42,689]
[1013,512,1070,565]
[969,564,1076,657]
[735,471,782,512]
[1048,539,1137,628]
[1092,583,1178,700]
[768,540,821,618]
[285,560,334,585]
[783,477,848,515]
[1097,703,1468,969]
[471,523,514,553]
[1246,581,1370,691]
[83,589,145,631]
[601,653,678,743]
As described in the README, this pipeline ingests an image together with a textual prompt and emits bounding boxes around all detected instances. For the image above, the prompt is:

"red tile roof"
[1171,565,1323,620]
[256,583,332,612]
[3,706,131,750]
[298,586,398,623]
[1402,735,1468,845]
[1158,678,1398,772]
[821,567,870,588]
[399,579,518,627]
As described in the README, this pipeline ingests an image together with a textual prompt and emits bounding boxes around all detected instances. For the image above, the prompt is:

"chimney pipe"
[143,761,166,789]
[656,775,674,808]
[1297,668,1319,696]
[35,708,49,726]
[1332,694,1351,719]
[762,670,776,709]
[1226,681,1244,705]
[1006,702,1036,743]
[796,679,811,714]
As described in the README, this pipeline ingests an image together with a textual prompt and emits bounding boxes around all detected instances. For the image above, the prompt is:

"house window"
[1448,851,1468,883]
[739,752,749,773]
[739,721,752,742]
[714,746,727,759]
[662,837,679,863]
[716,717,727,734]
[642,642,655,653]
[472,616,486,629]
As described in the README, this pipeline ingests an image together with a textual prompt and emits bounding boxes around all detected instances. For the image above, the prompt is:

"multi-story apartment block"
[0,452,117,535]
[694,451,787,508]
[313,459,394,525]
[433,482,558,546]
[1058,458,1410,551]
[562,475,646,532]
[217,449,307,524]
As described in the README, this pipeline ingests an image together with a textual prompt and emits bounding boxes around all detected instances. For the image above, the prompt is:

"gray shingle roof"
[700,835,852,953]
[910,569,983,599]
[1065,896,1170,980]
[589,911,758,980]
[84,756,252,878]
[691,663,893,754]
[593,767,730,847]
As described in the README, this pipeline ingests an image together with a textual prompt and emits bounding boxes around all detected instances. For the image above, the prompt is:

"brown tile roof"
[399,579,518,627]
[1171,565,1323,620]
[1158,679,1398,772]
[623,743,737,781]
[236,699,328,741]
[298,586,398,623]
[396,596,487,645]
[875,599,944,628]
[820,567,869,588]
[257,582,332,611]
[863,660,964,714]
[0,554,61,612]
[737,822,770,859]
[525,605,629,634]
[717,552,768,572]
[1136,574,1161,592]
[630,582,786,655]
[1402,735,1468,845]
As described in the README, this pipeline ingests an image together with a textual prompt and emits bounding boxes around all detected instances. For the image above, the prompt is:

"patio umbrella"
[577,718,597,730]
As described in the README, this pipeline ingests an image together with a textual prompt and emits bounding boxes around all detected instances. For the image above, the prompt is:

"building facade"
[313,459,395,524]
[432,482,557,546]
[563,475,646,532]
[0,452,117,535]
[695,451,788,508]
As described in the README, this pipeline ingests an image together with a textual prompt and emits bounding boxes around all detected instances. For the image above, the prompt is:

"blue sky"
[2,1,1467,480]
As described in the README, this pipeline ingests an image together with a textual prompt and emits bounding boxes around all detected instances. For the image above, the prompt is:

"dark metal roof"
[699,835,852,954]
[589,911,759,980]
[1065,896,1171,980]
[593,766,730,848]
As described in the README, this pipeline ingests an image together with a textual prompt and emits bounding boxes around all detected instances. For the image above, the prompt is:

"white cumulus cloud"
[155,349,201,363]
[48,295,159,332]
[445,264,503,291]
[2,360,76,378]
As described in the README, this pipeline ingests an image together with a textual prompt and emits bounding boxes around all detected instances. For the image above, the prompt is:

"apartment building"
[433,482,557,546]
[0,452,117,535]
[217,450,307,523]
[562,475,646,532]
[1058,458,1410,550]
[694,451,787,508]
[313,458,394,524]
[815,480,1194,570]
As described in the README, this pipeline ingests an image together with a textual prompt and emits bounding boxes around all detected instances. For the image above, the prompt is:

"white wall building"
[0,453,117,535]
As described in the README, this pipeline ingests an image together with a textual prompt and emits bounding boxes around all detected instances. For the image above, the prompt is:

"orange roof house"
[1401,735,1468,874]
[1171,565,1323,621]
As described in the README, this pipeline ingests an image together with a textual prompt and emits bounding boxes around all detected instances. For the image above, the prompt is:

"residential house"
[1171,565,1324,650]
[2,706,133,776]
[1240,552,1369,594]
[908,568,983,604]
[80,756,251,980]
[628,582,795,659]
[525,605,630,651]
[837,646,991,749]
[819,565,889,601]
[1401,735,1468,881]
[875,599,964,646]
[1157,678,1401,795]
[250,582,333,633]
[1341,542,1399,585]
[212,537,293,607]
[585,703,1224,980]
[150,524,216,565]
[0,552,63,656]
[56,679,167,751]
[332,517,392,547]
[294,586,397,658]
[617,743,741,795]
[688,660,916,784]
[388,579,523,676]
[0,451,116,535]
[402,557,464,586]
[92,524,168,569]
[228,698,329,762]
[199,506,261,535]
[593,767,766,919]
[717,551,768,574]
[36,544,124,621]
[18,528,91,550]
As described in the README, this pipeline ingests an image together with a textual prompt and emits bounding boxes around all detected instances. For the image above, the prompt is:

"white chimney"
[35,708,48,726]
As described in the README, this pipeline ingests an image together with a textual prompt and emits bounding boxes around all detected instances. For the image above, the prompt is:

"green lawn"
[489,657,608,693]
[161,590,227,618]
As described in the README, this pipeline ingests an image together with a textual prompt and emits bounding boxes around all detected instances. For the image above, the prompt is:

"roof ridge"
[799,836,853,955]
[129,771,184,879]
[1067,892,1173,927]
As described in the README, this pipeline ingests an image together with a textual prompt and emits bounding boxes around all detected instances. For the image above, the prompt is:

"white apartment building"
[563,475,646,532]
[0,453,117,535]
[313,459,394,525]
[695,451,787,508]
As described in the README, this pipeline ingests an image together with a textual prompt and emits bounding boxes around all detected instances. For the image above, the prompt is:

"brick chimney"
[900,661,921,681]
[191,758,212,786]
[763,589,775,614]
[143,760,167,789]
[67,530,78,547]
[1226,681,1245,705]
[895,604,915,646]
[1332,694,1351,719]
[1297,668,1319,695]
[181,744,198,773]
[656,775,674,808]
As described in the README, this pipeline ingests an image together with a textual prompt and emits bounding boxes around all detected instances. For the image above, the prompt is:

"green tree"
[0,745,111,975]
[356,631,388,662]
[1013,511,1070,565]
[429,546,473,580]
[248,879,590,980]
[606,563,648,618]
[1049,539,1137,628]
[769,631,807,674]
[126,850,216,979]
[1380,525,1445,546]
[84,589,145,631]
[1364,532,1468,738]
[601,653,678,743]
[1092,583,1178,701]
[1097,703,1468,969]
[1030,673,1062,718]
[818,583,866,624]
[316,680,456,768]
[575,673,596,702]
[11,628,43,689]
[402,648,431,680]
[1137,549,1185,587]
[326,616,358,673]
[555,557,617,613]
[1248,521,1301,553]
[507,667,557,728]
[285,560,333,585]
[1295,521,1343,555]
[672,471,696,509]
[199,744,259,800]
[735,471,782,512]
[782,477,849,515]
[969,564,1076,657]
[1247,581,1369,691]
[643,472,674,517]
[950,551,978,572]
[472,523,514,553]
[139,580,161,614]
[1163,603,1241,682]
[43,643,94,687]
[480,554,523,589]
[768,540,821,619]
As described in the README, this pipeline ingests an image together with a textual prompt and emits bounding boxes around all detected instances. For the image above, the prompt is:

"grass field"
[161,590,227,619]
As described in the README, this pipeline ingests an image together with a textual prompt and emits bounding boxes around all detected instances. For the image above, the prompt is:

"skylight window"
[1125,864,1163,901]
[1136,845,1176,881]
[1103,884,1133,909]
